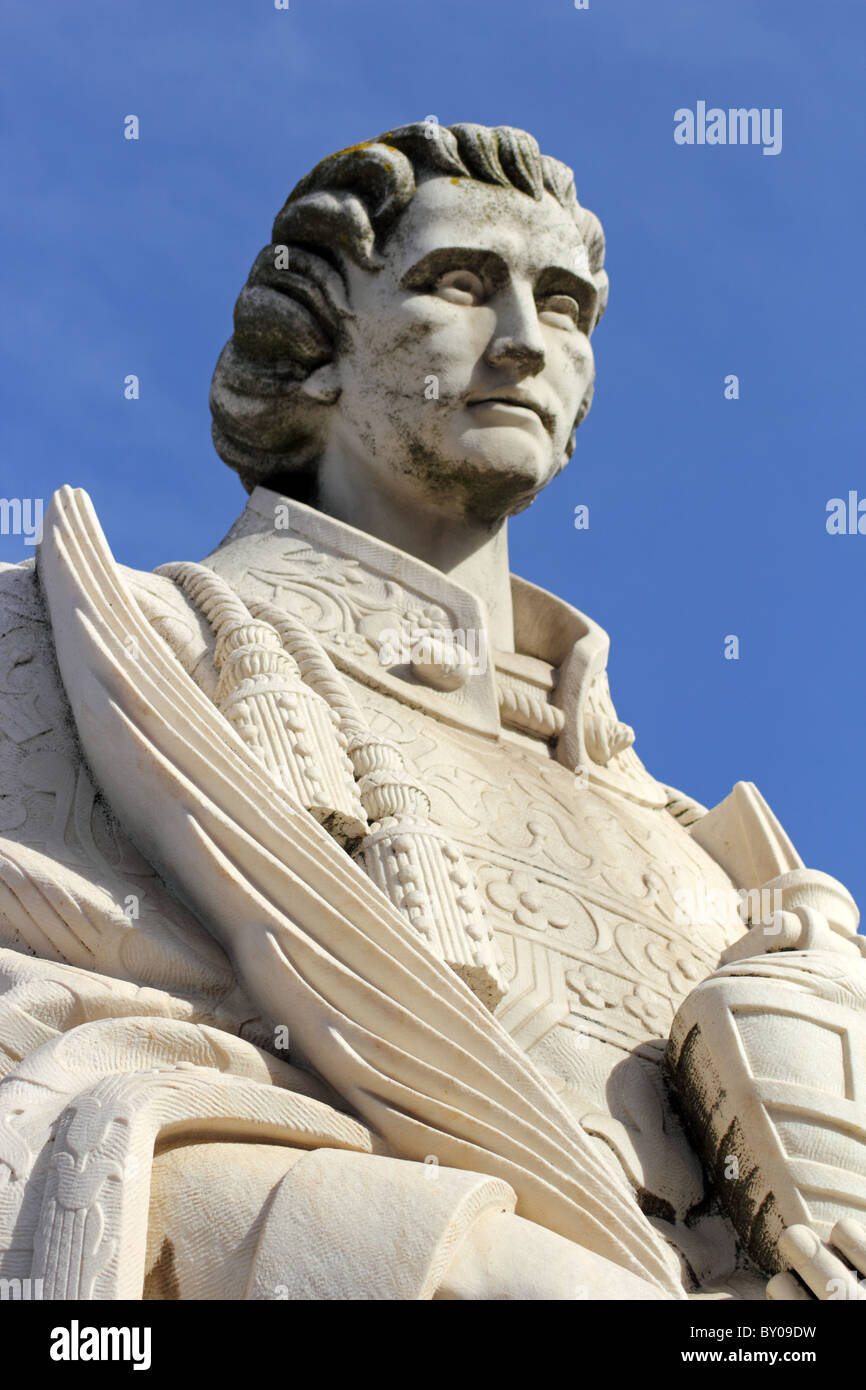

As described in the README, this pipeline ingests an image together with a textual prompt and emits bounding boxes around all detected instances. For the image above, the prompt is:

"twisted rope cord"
[497,682,566,740]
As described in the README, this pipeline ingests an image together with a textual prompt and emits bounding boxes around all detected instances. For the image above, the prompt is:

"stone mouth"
[466,394,554,433]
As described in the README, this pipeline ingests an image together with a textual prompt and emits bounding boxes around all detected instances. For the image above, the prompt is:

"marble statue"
[1,122,865,1301]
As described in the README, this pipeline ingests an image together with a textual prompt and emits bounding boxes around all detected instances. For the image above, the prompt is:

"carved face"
[320,177,596,526]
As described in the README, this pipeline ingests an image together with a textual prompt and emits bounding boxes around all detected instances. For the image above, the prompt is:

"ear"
[300,362,341,405]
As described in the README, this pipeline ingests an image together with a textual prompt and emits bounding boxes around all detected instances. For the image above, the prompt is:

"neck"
[316,454,516,651]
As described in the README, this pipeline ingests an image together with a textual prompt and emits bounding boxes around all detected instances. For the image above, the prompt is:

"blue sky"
[3,0,864,913]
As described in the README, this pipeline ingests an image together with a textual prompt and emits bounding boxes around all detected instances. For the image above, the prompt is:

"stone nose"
[485,336,546,376]
[485,282,547,377]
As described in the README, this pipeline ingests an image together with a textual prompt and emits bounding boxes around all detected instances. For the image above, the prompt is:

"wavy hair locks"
[210,122,609,496]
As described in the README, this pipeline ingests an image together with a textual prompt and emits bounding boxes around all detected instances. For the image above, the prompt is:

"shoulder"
[118,563,219,697]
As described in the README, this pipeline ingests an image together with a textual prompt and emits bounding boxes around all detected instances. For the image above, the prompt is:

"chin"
[445,435,553,524]
[473,439,551,482]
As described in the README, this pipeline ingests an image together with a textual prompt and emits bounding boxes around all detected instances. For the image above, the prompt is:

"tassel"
[249,602,507,1009]
[157,563,366,844]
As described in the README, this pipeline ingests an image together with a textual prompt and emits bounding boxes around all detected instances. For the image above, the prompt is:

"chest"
[349,679,744,1066]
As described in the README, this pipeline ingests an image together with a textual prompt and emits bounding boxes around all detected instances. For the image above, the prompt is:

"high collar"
[203,487,666,806]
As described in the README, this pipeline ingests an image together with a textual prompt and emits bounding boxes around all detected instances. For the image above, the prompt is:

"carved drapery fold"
[155,570,507,1008]
[35,485,684,1297]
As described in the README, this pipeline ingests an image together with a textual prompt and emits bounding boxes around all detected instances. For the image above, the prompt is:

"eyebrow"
[398,246,596,316]
[399,247,510,292]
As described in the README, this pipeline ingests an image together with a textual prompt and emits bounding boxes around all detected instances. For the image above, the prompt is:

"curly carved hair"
[210,122,609,495]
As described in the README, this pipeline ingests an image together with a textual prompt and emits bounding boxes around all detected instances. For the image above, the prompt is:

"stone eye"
[537,294,581,328]
[434,269,486,305]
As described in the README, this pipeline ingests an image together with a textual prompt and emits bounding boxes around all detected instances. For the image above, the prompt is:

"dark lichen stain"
[143,1236,181,1301]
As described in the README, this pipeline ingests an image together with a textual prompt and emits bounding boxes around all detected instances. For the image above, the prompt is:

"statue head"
[210,122,608,527]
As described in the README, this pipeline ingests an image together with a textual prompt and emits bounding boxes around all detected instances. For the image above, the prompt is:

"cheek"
[339,310,479,434]
[549,336,594,404]
[379,303,492,381]
[342,313,431,399]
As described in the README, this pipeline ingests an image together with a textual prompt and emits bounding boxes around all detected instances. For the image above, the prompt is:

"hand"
[766,1220,866,1300]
